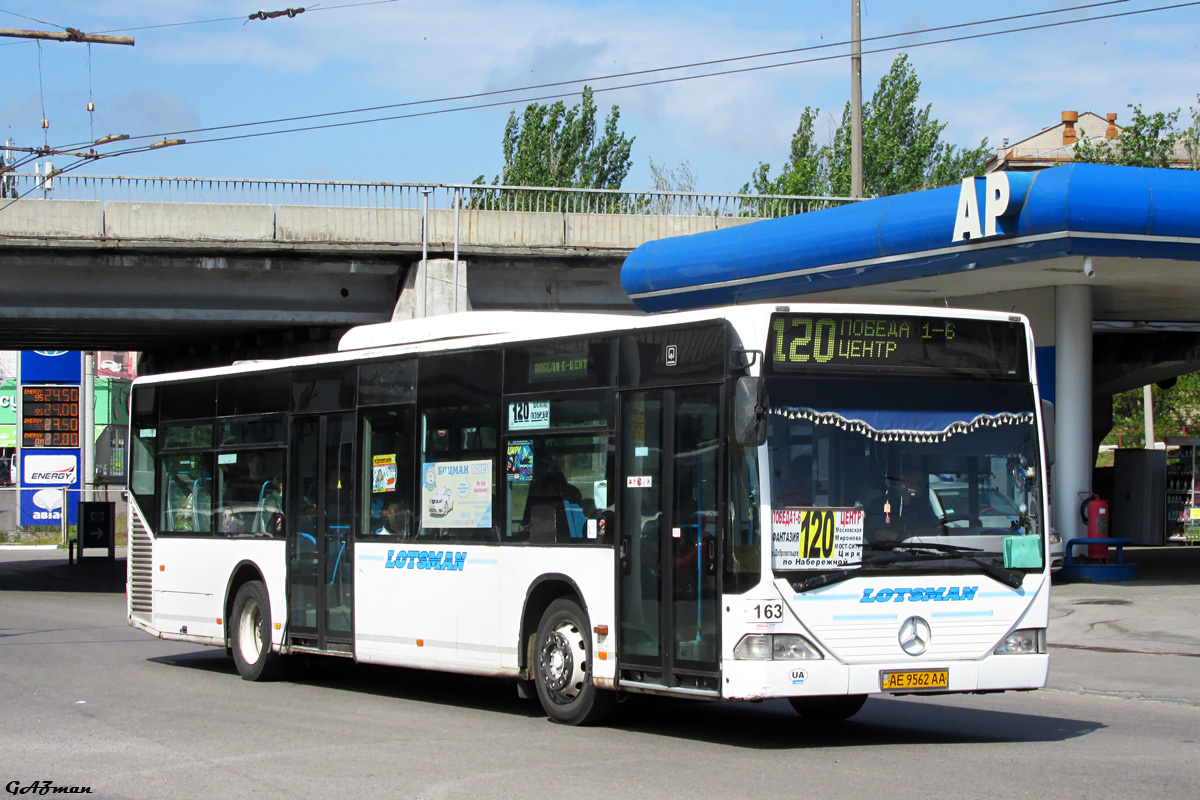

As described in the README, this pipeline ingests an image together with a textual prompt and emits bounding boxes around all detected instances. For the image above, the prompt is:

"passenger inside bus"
[521,461,594,544]
[374,497,412,537]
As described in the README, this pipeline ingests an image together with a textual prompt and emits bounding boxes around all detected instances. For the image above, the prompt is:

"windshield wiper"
[866,541,982,554]
[789,552,918,592]
[789,543,1026,593]
[864,542,1024,589]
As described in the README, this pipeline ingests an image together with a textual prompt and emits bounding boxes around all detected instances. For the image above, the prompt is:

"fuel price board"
[22,385,80,448]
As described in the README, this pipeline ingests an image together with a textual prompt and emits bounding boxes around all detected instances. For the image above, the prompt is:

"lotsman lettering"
[384,550,468,572]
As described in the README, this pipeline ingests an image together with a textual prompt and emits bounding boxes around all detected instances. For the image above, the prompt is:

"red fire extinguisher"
[1080,494,1110,561]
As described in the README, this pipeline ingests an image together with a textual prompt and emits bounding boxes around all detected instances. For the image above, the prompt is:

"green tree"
[1074,103,1183,168]
[742,106,827,196]
[745,55,989,199]
[1104,372,1200,449]
[648,157,698,194]
[479,86,634,190]
[1184,96,1200,169]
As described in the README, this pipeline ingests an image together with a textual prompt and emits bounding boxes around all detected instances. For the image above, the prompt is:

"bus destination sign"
[22,385,81,448]
[767,313,1025,378]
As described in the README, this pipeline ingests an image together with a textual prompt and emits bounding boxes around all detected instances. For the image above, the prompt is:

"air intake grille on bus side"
[128,505,153,622]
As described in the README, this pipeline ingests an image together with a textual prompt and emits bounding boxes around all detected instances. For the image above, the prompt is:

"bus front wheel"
[534,598,615,726]
[230,580,287,681]
[787,694,867,721]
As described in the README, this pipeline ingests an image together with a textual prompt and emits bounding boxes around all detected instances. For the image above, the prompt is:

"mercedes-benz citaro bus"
[126,303,1050,725]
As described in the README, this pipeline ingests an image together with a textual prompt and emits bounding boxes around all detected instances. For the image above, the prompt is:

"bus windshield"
[766,376,1041,578]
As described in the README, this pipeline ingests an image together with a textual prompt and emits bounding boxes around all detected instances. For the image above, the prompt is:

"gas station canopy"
[622,163,1200,323]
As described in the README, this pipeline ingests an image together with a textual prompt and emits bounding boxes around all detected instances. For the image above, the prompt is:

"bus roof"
[336,311,648,352]
[133,303,1030,386]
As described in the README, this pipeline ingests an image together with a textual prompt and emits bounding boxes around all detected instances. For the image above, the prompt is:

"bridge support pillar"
[393,259,470,320]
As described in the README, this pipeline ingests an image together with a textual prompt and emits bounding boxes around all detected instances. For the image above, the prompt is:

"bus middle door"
[287,413,355,652]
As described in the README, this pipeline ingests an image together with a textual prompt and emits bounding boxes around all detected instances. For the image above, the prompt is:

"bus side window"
[509,434,610,545]
[159,453,213,534]
[215,449,285,537]
[418,405,500,543]
[361,406,415,539]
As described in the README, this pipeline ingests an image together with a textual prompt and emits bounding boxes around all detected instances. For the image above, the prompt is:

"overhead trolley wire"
[82,0,1200,154]
[7,0,1200,199]
[54,0,1136,148]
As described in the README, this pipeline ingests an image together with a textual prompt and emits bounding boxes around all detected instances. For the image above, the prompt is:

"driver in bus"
[866,456,942,542]
[778,454,814,507]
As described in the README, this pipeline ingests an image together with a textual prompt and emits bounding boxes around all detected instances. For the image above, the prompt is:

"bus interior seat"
[191,477,211,531]
[562,501,587,541]
[527,501,560,544]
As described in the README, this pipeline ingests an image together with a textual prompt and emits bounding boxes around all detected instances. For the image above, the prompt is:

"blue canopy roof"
[621,163,1200,312]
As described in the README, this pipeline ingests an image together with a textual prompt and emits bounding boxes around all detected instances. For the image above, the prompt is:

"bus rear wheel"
[787,694,867,721]
[230,580,287,681]
[534,598,615,726]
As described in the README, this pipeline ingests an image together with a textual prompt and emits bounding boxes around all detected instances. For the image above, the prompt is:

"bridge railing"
[2,173,852,219]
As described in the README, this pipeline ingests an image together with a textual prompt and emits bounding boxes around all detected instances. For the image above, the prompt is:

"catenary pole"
[850,0,864,199]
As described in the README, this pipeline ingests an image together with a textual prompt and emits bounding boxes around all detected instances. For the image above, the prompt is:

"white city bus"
[127,303,1050,725]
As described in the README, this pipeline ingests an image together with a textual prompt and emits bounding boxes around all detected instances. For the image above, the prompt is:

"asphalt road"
[2,551,1198,800]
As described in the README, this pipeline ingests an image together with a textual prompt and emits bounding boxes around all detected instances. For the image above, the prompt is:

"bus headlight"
[773,635,824,660]
[993,628,1046,655]
[733,635,772,660]
[734,634,823,660]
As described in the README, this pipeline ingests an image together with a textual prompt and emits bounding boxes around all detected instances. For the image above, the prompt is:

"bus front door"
[287,413,355,652]
[618,387,721,692]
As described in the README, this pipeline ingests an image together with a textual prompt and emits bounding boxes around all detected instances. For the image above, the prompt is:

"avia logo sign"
[33,351,68,357]
[23,454,78,485]
[32,487,64,512]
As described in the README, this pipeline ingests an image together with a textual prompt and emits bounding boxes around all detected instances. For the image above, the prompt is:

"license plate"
[880,669,949,691]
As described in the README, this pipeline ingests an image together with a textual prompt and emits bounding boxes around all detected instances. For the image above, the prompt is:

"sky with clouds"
[2,0,1199,193]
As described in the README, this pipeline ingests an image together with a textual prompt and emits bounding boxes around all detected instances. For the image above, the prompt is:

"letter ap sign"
[20,451,81,526]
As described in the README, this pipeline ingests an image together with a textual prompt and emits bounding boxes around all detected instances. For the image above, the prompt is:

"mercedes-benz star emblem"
[898,616,931,656]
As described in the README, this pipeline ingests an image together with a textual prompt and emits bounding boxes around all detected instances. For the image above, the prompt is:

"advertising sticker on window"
[506,441,533,483]
[421,459,493,528]
[772,508,864,570]
[372,454,397,493]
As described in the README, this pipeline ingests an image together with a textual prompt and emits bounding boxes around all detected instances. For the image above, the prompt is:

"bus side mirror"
[734,377,768,448]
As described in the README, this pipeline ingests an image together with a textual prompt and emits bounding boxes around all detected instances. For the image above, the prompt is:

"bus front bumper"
[721,654,1049,701]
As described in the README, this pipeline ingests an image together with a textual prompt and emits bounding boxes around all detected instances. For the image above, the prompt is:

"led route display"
[767,313,1026,378]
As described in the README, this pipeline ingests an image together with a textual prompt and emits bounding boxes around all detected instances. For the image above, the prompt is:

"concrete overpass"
[0,173,842,371]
